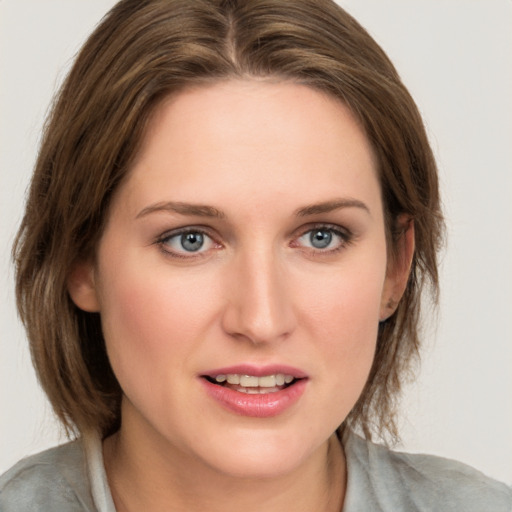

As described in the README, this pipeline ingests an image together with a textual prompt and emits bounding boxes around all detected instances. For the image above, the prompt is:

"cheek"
[302,256,386,339]
[95,257,218,380]
[298,255,386,396]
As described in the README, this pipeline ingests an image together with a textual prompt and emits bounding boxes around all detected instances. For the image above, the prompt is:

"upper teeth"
[214,374,294,387]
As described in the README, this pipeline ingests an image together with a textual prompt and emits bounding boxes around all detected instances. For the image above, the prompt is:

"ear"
[67,260,100,312]
[380,216,415,321]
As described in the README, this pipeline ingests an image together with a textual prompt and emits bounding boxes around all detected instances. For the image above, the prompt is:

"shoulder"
[343,431,512,512]
[0,440,96,512]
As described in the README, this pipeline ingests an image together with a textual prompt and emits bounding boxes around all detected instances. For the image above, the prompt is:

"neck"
[103,424,346,512]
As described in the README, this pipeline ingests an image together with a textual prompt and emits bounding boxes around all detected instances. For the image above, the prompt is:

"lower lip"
[201,378,307,418]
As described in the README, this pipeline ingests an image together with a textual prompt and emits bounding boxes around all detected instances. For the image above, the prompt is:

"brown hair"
[14,0,444,441]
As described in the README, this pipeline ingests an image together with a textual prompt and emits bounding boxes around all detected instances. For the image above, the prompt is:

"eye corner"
[292,223,355,255]
[155,226,222,260]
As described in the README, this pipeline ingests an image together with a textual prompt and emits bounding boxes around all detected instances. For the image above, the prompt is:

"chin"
[193,427,328,480]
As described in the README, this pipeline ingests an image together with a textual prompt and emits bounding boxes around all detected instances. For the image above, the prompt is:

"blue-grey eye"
[180,232,204,252]
[297,227,346,251]
[161,230,215,255]
[310,229,332,249]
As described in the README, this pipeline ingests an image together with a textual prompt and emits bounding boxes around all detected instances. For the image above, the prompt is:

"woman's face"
[71,80,405,478]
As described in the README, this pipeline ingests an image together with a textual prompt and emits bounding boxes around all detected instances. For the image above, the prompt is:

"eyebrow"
[136,201,225,219]
[295,198,370,217]
[136,197,370,220]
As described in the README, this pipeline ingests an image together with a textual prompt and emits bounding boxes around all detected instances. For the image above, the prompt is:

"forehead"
[115,79,381,218]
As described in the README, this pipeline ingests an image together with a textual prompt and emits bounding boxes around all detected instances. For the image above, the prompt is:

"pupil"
[181,232,204,252]
[310,230,332,249]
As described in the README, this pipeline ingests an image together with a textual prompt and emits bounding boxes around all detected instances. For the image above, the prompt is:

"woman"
[1,0,510,510]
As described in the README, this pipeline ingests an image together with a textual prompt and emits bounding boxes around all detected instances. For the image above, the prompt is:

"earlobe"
[380,216,415,321]
[67,261,100,312]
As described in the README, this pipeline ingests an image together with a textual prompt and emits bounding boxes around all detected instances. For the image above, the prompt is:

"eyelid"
[291,223,354,252]
[154,222,354,259]
[155,225,221,258]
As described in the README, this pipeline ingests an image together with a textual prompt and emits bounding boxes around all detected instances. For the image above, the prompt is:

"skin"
[68,80,413,512]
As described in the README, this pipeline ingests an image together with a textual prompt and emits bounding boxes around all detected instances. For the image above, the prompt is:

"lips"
[200,365,308,417]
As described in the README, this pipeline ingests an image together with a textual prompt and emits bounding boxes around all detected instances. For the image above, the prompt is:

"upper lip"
[201,364,308,379]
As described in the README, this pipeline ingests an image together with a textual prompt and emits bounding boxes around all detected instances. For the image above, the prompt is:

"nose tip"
[221,256,296,345]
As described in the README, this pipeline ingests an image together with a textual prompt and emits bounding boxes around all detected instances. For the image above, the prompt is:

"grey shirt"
[1,432,511,511]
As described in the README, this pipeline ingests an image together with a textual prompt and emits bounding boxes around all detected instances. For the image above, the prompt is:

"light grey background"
[1,0,511,483]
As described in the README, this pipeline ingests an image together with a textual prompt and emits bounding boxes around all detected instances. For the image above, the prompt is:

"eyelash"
[156,227,220,260]
[293,223,354,256]
[155,223,353,259]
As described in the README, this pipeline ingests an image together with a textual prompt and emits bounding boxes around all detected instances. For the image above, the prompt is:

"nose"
[221,248,297,345]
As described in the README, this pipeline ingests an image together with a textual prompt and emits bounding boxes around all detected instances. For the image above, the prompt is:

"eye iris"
[181,232,204,252]
[310,230,332,249]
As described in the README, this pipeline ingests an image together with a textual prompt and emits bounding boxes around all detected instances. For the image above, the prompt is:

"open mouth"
[203,373,300,394]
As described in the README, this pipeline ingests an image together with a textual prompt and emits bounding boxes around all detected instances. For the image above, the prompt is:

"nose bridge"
[222,242,296,344]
